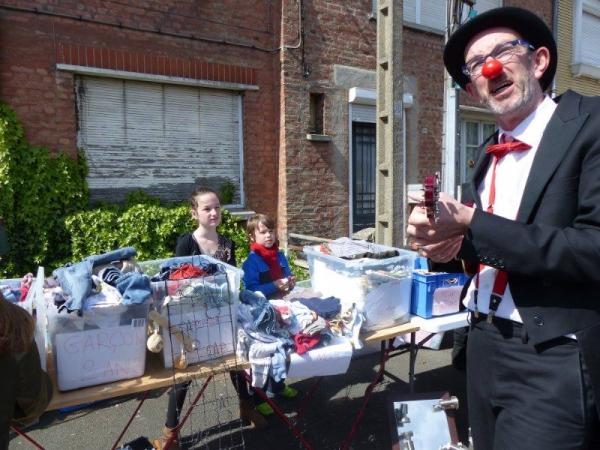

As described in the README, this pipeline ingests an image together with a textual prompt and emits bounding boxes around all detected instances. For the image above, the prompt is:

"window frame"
[76,75,245,206]
[459,116,496,184]
[403,0,446,34]
[572,0,600,79]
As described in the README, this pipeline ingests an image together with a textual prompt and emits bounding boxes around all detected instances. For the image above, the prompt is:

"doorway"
[351,121,376,233]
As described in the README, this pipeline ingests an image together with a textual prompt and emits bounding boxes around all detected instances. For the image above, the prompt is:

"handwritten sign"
[162,305,235,369]
[55,320,146,391]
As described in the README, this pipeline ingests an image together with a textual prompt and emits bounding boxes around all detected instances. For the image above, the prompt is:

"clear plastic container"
[304,244,417,330]
[45,300,150,391]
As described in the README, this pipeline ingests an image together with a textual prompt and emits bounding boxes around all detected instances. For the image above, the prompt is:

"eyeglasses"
[462,39,535,78]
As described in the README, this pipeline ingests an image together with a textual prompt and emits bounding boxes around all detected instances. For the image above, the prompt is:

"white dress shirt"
[463,95,557,322]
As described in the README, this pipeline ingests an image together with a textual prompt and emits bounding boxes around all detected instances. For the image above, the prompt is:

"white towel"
[248,341,280,388]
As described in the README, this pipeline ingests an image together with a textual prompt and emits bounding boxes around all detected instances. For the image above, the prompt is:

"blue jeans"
[87,247,137,268]
[53,259,93,314]
[115,272,151,305]
[54,247,139,313]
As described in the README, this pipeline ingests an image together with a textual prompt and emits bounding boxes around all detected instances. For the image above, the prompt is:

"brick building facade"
[0,0,281,213]
[0,0,556,245]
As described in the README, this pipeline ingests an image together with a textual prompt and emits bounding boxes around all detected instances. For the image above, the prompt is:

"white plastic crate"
[304,244,417,331]
[44,299,150,391]
[0,273,36,314]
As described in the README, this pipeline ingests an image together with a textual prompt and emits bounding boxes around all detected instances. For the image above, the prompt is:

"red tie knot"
[486,135,532,159]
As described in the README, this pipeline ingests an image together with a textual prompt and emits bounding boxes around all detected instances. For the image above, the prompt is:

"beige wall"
[555,1,600,96]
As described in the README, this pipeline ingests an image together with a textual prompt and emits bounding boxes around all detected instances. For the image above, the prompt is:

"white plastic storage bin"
[2,267,46,369]
[139,255,242,368]
[0,271,37,314]
[304,244,417,331]
[45,300,150,391]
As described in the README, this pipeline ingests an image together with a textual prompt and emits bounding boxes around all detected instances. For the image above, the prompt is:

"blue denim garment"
[239,289,269,307]
[239,291,278,333]
[53,259,93,314]
[115,272,151,305]
[298,296,342,319]
[0,286,18,303]
[86,247,137,268]
[255,306,278,335]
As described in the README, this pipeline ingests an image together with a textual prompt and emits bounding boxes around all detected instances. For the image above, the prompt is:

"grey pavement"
[9,337,469,450]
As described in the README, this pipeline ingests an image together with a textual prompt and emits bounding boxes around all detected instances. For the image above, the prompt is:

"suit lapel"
[517,91,589,223]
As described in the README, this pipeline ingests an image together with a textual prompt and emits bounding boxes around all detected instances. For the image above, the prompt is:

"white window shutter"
[420,0,445,30]
[351,104,376,124]
[581,9,600,67]
[77,77,243,204]
[403,0,417,24]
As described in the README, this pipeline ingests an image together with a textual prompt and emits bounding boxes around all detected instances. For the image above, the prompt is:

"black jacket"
[459,90,600,414]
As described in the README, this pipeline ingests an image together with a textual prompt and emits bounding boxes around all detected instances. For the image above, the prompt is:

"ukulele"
[423,172,441,222]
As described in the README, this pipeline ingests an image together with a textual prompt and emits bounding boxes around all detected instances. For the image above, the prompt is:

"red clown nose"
[481,59,504,79]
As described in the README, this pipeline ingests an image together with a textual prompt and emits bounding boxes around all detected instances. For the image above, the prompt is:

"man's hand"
[416,235,464,263]
[406,192,474,246]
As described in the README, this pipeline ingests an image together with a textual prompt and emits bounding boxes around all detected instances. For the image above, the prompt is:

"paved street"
[9,338,469,450]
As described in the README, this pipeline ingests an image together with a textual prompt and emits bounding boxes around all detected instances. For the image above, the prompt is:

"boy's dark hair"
[189,186,219,208]
[246,213,276,238]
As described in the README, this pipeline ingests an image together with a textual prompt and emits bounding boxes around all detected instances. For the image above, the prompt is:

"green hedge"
[0,103,308,280]
[64,199,250,268]
[0,104,88,276]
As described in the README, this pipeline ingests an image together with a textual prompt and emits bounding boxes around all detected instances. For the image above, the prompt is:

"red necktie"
[475,135,531,321]
[484,135,532,214]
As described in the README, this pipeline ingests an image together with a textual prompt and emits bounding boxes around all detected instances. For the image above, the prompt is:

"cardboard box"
[411,271,469,318]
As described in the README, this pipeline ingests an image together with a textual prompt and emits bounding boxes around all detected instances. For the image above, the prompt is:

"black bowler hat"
[443,6,557,91]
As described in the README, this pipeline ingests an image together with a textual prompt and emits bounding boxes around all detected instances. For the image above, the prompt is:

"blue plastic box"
[413,256,429,270]
[411,270,469,318]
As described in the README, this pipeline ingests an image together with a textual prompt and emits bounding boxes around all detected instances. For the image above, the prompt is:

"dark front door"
[352,122,376,233]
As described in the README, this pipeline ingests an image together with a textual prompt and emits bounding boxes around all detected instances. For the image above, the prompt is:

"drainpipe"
[402,92,413,246]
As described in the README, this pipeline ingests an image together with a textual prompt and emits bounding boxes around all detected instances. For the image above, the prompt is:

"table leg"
[340,339,392,450]
[408,331,417,393]
[242,371,314,450]
[110,390,151,450]
[295,376,323,420]
[10,426,45,450]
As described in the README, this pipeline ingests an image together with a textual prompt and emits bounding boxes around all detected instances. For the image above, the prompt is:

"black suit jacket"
[459,90,600,405]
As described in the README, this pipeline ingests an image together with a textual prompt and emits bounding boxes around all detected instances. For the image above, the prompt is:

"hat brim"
[443,7,557,91]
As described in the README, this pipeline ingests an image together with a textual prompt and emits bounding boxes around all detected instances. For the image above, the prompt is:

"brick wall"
[2,1,554,244]
[279,0,378,241]
[403,27,445,184]
[0,1,281,216]
[279,1,449,240]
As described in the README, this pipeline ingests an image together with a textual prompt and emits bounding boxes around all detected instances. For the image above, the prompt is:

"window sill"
[306,133,333,142]
[403,21,445,36]
[571,62,600,80]
[227,209,256,220]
